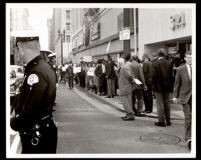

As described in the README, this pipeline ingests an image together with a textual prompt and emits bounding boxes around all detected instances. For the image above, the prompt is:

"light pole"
[58,29,66,66]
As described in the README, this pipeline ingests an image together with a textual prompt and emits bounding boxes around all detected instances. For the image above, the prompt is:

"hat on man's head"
[11,30,39,46]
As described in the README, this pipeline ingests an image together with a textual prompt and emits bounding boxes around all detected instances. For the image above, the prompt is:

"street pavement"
[9,83,190,156]
[54,83,189,154]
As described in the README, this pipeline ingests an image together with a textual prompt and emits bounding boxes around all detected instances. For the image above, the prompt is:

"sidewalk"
[75,85,184,120]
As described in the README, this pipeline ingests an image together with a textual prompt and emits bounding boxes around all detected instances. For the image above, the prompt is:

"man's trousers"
[154,91,170,123]
[107,79,115,97]
[121,93,134,114]
[182,96,192,141]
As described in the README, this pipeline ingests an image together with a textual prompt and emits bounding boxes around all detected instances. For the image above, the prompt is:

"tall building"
[10,8,31,65]
[51,8,73,65]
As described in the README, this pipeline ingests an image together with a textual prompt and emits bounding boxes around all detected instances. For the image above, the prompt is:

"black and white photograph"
[6,3,196,158]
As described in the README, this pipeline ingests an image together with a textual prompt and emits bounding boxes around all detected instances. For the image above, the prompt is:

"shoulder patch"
[27,74,39,85]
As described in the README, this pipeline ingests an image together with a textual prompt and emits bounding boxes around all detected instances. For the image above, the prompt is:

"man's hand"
[144,85,147,91]
[56,83,58,88]
[173,98,178,103]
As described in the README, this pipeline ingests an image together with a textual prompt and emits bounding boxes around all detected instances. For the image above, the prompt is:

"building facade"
[138,8,192,58]
[51,8,73,65]
[71,8,192,62]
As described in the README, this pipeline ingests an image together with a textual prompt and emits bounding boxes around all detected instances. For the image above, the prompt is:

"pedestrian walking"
[173,50,192,150]
[66,61,74,89]
[152,48,173,127]
[10,31,57,153]
[118,54,135,121]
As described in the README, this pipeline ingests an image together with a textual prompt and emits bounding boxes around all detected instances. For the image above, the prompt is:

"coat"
[173,64,192,104]
[105,60,116,79]
[129,61,145,89]
[152,57,173,92]
[118,61,133,96]
[142,60,153,85]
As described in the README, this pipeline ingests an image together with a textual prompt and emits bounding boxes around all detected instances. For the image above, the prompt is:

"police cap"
[11,30,39,46]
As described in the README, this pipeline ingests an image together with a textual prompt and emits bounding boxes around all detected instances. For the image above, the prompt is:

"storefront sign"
[119,28,130,40]
[90,23,100,41]
[83,56,92,62]
[170,12,186,30]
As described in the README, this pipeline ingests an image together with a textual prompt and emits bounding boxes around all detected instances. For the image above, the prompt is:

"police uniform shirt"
[14,55,57,126]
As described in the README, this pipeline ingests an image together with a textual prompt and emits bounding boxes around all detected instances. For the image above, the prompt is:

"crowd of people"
[49,48,192,150]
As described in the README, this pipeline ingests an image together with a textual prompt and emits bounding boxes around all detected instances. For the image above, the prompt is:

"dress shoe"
[136,112,145,117]
[166,121,171,126]
[121,113,135,121]
[154,122,166,127]
[121,116,135,121]
[187,140,191,150]
[105,96,111,98]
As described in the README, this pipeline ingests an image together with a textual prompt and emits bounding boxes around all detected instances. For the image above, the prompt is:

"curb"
[75,85,184,120]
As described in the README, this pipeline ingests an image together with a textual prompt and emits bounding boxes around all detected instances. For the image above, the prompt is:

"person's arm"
[11,71,49,131]
[173,68,181,103]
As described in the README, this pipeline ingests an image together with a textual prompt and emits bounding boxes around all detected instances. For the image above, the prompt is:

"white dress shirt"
[186,64,191,79]
[102,64,106,73]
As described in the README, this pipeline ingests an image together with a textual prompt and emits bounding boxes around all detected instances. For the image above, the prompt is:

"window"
[66,23,70,31]
[66,35,71,43]
[66,10,70,19]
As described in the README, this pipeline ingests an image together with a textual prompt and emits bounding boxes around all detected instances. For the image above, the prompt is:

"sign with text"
[170,12,186,30]
[119,28,130,40]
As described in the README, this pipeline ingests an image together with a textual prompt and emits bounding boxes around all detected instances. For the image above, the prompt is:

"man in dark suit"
[105,55,116,98]
[173,51,192,150]
[152,48,173,127]
[94,59,106,96]
[130,55,146,116]
[142,53,153,113]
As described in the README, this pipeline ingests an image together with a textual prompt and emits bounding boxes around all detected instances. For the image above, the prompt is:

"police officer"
[48,52,58,106]
[10,31,57,153]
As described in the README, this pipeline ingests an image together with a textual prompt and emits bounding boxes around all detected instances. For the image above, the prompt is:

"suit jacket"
[152,57,172,92]
[118,61,133,96]
[105,60,115,79]
[94,64,103,77]
[129,61,145,89]
[173,64,192,104]
[94,64,106,84]
[142,60,153,85]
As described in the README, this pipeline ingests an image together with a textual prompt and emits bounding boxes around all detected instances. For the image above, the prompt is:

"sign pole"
[123,8,131,58]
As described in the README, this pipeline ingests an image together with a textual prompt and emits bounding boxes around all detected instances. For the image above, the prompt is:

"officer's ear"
[16,41,23,52]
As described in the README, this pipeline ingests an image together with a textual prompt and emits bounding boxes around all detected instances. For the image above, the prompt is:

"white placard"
[73,67,81,74]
